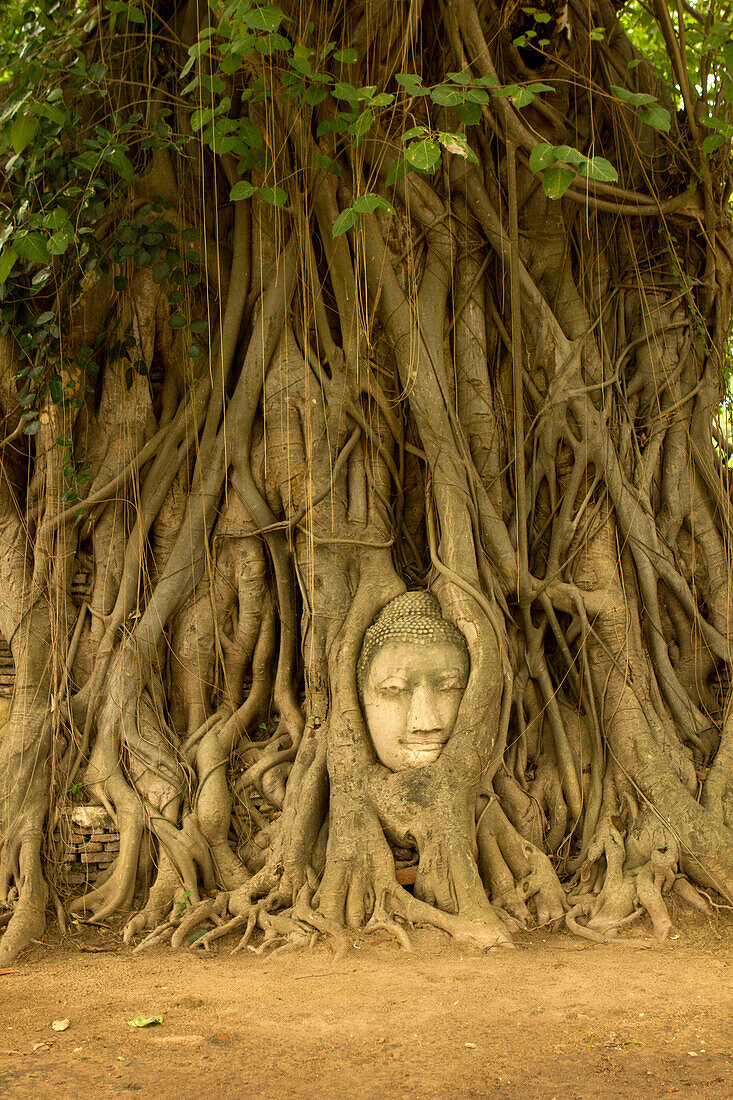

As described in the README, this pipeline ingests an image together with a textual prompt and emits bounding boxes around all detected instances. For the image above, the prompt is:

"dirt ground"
[1,901,731,1100]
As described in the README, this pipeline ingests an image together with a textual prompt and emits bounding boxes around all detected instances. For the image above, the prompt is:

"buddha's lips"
[400,732,448,743]
[398,732,450,760]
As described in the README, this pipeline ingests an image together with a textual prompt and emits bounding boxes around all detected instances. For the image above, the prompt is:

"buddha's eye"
[379,684,408,697]
[437,679,462,692]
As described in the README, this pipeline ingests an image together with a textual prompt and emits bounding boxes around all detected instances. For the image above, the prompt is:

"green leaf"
[33,102,66,126]
[578,156,618,182]
[128,1016,163,1028]
[230,180,256,201]
[436,132,479,164]
[14,232,49,263]
[542,164,575,199]
[702,114,733,136]
[404,138,441,173]
[333,49,357,64]
[639,106,671,133]
[303,86,328,107]
[551,145,585,167]
[491,84,520,99]
[10,114,39,154]
[242,5,284,33]
[351,194,395,215]
[464,87,490,105]
[47,228,73,256]
[332,82,359,103]
[610,85,658,107]
[49,374,64,403]
[259,186,287,207]
[153,261,170,284]
[702,134,726,154]
[430,86,463,107]
[108,148,134,181]
[168,313,187,329]
[454,101,482,125]
[529,143,557,172]
[385,156,409,187]
[349,109,373,145]
[0,248,18,284]
[723,43,733,76]
[317,118,348,137]
[395,74,428,97]
[512,88,536,108]
[332,208,356,237]
[43,208,69,231]
[401,126,427,143]
[190,108,214,133]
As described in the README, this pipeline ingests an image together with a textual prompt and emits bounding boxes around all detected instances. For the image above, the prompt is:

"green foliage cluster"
[0,0,731,439]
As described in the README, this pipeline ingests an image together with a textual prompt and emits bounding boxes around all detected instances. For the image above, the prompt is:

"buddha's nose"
[407,684,441,733]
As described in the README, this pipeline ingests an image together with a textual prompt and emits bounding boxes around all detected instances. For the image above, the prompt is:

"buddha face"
[361,641,469,771]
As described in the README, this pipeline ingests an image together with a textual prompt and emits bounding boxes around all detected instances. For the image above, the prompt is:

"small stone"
[71,806,114,830]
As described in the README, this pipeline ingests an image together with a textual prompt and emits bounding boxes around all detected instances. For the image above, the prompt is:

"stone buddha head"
[357,591,470,771]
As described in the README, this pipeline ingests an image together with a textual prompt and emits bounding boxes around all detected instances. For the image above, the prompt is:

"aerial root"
[171,894,229,949]
[565,903,613,943]
[671,875,714,914]
[364,910,413,952]
[132,919,179,953]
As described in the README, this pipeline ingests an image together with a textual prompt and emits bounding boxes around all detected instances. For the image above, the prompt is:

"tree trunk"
[0,0,732,963]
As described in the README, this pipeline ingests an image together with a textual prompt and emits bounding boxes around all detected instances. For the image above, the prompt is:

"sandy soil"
[1,903,731,1099]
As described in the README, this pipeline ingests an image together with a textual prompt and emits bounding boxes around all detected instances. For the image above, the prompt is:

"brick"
[395,865,416,886]
[81,851,115,864]
[105,842,120,851]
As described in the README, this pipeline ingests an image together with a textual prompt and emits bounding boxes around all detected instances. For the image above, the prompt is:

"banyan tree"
[0,0,732,965]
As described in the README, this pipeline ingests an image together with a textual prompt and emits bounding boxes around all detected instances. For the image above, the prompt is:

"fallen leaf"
[0,969,18,976]
[51,1019,70,1032]
[32,1042,51,1053]
[128,1016,163,1028]
[465,1043,477,1049]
